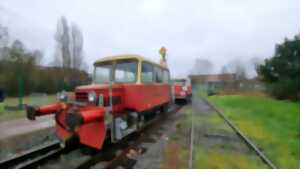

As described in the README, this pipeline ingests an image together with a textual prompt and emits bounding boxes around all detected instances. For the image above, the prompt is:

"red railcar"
[173,78,192,102]
[26,55,171,149]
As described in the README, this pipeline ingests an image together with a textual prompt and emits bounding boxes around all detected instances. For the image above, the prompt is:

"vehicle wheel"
[161,104,169,113]
[187,96,192,103]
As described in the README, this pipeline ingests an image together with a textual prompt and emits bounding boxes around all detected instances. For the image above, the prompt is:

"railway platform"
[0,115,56,161]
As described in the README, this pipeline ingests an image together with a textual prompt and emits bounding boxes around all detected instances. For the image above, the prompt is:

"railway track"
[0,104,184,169]
[76,104,183,169]
[0,140,62,169]
[188,102,194,169]
[203,98,277,169]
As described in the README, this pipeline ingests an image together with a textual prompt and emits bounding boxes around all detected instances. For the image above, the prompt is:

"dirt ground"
[133,105,188,169]
[133,98,267,169]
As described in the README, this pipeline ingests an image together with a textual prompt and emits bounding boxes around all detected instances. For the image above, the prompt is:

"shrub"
[257,34,300,100]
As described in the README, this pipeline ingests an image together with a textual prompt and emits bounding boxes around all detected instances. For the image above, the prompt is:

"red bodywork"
[187,85,192,96]
[174,83,192,100]
[30,83,171,149]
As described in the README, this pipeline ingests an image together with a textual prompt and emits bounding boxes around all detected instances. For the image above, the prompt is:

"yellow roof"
[94,54,168,69]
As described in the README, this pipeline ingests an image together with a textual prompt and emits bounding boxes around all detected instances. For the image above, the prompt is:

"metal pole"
[109,66,115,142]
[18,74,23,109]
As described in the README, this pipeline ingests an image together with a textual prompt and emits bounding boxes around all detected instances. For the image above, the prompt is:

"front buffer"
[26,104,107,150]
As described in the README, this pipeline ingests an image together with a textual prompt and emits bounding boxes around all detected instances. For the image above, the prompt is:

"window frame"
[154,65,163,83]
[141,61,154,83]
[94,59,139,84]
[114,59,139,84]
[93,62,114,84]
[163,69,170,83]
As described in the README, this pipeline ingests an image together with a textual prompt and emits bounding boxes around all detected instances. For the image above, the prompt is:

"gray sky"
[1,0,300,77]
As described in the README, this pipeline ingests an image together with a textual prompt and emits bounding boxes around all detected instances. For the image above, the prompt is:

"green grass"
[0,95,56,122]
[209,95,300,169]
[194,147,268,169]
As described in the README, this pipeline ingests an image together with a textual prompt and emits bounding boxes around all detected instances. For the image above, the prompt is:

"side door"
[140,62,155,109]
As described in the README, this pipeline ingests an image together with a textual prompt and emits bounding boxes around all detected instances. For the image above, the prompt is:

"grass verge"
[209,95,300,169]
[0,95,56,122]
[194,147,267,169]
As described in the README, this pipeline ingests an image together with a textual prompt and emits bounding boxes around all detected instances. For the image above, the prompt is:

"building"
[189,74,237,94]
[189,73,264,95]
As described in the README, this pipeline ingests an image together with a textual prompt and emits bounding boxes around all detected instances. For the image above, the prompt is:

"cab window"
[141,62,154,83]
[94,63,112,83]
[163,70,170,83]
[154,66,163,83]
[115,60,137,83]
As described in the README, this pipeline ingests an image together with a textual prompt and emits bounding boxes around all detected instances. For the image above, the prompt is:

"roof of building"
[172,78,187,82]
[189,73,236,82]
[94,54,168,69]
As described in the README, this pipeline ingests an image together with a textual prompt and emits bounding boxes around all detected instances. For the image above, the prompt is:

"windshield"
[94,64,112,83]
[94,60,138,84]
[115,60,137,83]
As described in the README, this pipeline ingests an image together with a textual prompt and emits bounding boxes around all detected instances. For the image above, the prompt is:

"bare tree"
[32,50,43,65]
[55,16,71,68]
[71,23,84,69]
[191,58,214,75]
[10,40,25,61]
[220,65,229,74]
[11,39,24,50]
[227,59,247,80]
[52,45,62,67]
[0,25,9,60]
[250,57,263,70]
[0,25,9,48]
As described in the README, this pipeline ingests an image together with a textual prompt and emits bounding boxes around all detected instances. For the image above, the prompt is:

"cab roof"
[94,54,168,70]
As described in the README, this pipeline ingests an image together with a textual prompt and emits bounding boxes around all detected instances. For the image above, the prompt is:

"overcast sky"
[1,0,300,77]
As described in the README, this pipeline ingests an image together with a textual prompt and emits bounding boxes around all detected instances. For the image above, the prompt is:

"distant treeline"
[0,29,90,96]
[0,17,91,96]
[0,61,90,96]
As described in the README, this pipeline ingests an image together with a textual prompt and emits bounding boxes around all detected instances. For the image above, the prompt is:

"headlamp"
[88,91,97,103]
[182,86,188,91]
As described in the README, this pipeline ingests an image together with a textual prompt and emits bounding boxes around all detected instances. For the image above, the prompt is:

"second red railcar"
[173,78,192,102]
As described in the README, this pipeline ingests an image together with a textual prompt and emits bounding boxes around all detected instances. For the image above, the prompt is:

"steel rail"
[0,140,61,169]
[15,148,63,169]
[203,98,277,169]
[188,102,194,169]
[76,104,184,169]
[102,105,184,169]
